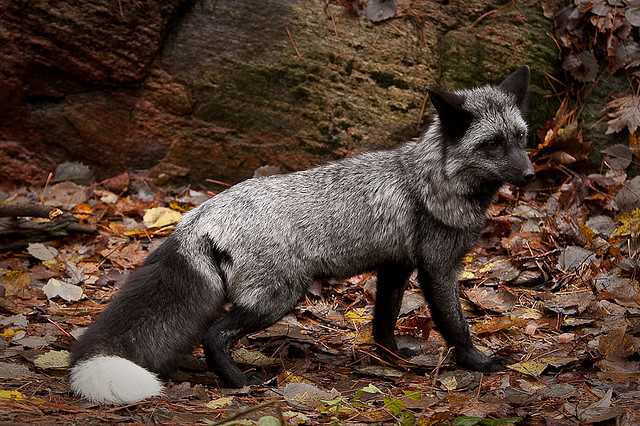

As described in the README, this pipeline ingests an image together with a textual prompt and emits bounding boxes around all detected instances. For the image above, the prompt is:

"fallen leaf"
[0,362,31,379]
[27,243,58,261]
[231,348,278,367]
[0,389,25,400]
[557,246,595,271]
[605,95,640,135]
[578,388,624,423]
[283,383,340,410]
[615,177,640,212]
[257,416,280,426]
[33,350,70,369]
[474,316,527,335]
[602,144,632,170]
[440,375,458,391]
[465,287,516,313]
[345,308,372,323]
[355,365,404,379]
[1,271,32,299]
[43,278,83,302]
[366,0,396,22]
[44,181,88,209]
[143,207,182,228]
[507,360,548,377]
[205,396,234,409]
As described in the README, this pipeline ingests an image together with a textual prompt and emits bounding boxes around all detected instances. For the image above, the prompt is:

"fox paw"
[455,347,506,373]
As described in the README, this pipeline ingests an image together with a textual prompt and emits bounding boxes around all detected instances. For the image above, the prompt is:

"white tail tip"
[70,355,163,404]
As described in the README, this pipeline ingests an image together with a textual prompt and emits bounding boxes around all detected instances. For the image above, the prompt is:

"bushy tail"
[69,234,226,404]
[70,355,162,404]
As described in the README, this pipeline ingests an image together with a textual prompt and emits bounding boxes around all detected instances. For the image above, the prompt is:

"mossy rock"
[439,1,560,141]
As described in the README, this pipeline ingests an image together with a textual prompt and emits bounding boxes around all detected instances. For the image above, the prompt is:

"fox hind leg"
[203,280,307,387]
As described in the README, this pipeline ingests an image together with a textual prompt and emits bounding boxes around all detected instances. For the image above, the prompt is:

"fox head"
[428,66,535,189]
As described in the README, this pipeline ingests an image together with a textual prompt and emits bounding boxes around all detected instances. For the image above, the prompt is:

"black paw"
[246,372,269,386]
[456,347,506,373]
[397,347,421,358]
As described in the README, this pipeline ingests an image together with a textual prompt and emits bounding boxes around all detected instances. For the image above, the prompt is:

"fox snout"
[507,150,535,186]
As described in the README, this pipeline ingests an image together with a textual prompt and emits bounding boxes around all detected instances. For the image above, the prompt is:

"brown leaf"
[465,287,517,313]
[605,95,640,134]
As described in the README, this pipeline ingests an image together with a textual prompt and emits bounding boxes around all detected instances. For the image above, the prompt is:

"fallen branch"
[0,203,96,251]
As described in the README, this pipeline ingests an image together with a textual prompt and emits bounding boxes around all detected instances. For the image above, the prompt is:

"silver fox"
[70,66,534,404]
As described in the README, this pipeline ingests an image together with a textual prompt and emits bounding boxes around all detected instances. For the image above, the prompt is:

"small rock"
[558,333,575,344]
[53,162,94,185]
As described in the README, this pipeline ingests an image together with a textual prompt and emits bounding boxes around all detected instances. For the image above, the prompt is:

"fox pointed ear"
[428,88,473,140]
[499,66,530,113]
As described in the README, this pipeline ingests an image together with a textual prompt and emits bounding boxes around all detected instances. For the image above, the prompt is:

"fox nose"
[523,170,535,183]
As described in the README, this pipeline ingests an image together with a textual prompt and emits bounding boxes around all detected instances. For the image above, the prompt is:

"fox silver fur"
[70,66,534,404]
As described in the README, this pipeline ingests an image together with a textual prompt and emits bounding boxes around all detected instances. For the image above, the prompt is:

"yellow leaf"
[507,360,547,377]
[459,270,475,281]
[206,396,234,409]
[0,390,25,400]
[1,328,17,339]
[440,376,457,391]
[345,308,372,323]
[143,207,182,229]
[614,208,640,237]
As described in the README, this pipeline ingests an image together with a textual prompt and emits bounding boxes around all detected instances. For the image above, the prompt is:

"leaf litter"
[2,157,640,424]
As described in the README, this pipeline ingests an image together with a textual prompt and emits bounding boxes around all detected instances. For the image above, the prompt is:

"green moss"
[194,61,324,131]
[369,71,410,90]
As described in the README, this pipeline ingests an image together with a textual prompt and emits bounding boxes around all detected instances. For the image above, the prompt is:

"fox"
[70,66,534,404]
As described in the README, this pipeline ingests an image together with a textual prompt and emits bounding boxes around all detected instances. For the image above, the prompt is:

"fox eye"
[480,136,504,150]
[516,130,526,139]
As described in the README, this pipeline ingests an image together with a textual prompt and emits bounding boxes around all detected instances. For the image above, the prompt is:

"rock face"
[0,0,560,187]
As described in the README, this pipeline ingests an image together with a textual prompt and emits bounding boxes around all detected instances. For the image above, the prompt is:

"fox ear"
[428,89,473,140]
[499,66,530,113]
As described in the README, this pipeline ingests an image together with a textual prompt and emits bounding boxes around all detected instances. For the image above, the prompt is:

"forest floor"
[2,145,640,425]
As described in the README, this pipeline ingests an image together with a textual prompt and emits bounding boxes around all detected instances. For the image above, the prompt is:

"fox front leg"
[372,266,412,357]
[417,266,505,372]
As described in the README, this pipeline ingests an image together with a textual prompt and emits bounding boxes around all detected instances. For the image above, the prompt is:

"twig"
[39,172,53,205]
[417,92,429,130]
[430,347,451,388]
[205,178,232,188]
[475,372,483,399]
[286,26,303,59]
[46,317,74,340]
[330,13,338,37]
[211,400,279,426]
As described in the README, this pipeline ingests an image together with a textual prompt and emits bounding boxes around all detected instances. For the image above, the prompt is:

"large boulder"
[0,0,560,187]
